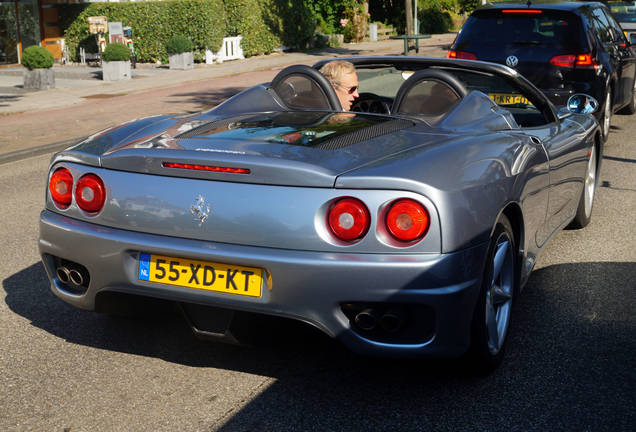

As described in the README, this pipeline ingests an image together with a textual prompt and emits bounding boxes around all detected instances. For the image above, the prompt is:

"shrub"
[224,0,280,56]
[102,42,131,61]
[341,4,368,43]
[266,0,316,49]
[166,35,193,54]
[59,0,225,63]
[419,7,453,34]
[21,46,54,69]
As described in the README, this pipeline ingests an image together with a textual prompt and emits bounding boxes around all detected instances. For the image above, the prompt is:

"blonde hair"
[319,60,356,86]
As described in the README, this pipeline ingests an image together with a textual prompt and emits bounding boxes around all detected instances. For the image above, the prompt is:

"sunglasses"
[336,83,358,95]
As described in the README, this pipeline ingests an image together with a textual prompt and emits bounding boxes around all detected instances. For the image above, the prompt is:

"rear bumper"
[39,210,488,358]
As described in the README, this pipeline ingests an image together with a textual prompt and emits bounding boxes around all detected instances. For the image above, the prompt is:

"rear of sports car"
[39,111,489,359]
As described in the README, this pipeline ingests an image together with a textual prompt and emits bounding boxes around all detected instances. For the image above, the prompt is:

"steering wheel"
[351,93,392,114]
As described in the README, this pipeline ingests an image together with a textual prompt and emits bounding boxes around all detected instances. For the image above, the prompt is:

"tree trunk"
[405,0,413,35]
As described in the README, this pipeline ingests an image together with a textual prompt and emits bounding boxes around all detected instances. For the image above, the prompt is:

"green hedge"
[267,0,316,50]
[60,0,225,63]
[223,0,280,56]
[59,0,326,63]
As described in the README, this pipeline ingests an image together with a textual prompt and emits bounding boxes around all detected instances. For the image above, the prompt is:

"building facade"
[0,0,131,65]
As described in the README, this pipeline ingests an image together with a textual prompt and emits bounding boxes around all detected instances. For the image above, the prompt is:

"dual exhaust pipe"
[56,265,86,287]
[354,307,406,333]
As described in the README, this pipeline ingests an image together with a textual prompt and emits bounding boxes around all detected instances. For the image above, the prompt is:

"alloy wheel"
[485,234,514,355]
[584,145,597,218]
[603,91,611,140]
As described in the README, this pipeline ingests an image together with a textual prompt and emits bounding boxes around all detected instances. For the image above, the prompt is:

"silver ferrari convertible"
[39,57,601,372]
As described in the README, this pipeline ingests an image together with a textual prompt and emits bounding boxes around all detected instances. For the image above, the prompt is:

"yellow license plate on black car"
[489,93,532,106]
[138,253,263,297]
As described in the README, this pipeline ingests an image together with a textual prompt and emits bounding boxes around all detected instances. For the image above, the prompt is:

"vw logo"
[506,56,519,68]
[190,194,211,226]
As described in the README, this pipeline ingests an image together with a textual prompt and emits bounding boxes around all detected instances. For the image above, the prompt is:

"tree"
[405,0,413,35]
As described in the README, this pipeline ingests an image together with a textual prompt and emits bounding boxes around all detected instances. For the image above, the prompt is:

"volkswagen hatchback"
[450,1,636,141]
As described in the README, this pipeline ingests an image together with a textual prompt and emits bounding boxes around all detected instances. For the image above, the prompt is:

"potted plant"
[101,42,132,82]
[22,46,55,91]
[166,36,194,70]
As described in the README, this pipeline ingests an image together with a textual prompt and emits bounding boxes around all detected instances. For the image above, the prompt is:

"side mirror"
[557,94,599,120]
[567,93,599,114]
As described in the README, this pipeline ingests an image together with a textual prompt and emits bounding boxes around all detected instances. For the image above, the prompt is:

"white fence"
[206,36,244,64]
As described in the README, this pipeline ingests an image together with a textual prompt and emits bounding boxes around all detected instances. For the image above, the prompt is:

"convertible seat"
[392,69,468,122]
[270,65,342,111]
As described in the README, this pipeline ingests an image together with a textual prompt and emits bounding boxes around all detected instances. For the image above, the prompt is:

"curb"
[0,137,80,166]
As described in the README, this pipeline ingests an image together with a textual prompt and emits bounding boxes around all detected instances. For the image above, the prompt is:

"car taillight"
[385,199,430,243]
[550,53,598,69]
[49,168,73,209]
[327,197,370,242]
[75,174,106,213]
[447,50,477,60]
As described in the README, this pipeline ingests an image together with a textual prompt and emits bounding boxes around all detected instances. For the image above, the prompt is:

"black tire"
[600,89,612,143]
[568,144,598,229]
[466,214,517,374]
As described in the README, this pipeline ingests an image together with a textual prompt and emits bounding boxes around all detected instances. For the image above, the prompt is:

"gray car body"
[39,57,601,358]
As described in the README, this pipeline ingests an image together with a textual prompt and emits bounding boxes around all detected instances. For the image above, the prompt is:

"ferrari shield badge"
[190,194,211,226]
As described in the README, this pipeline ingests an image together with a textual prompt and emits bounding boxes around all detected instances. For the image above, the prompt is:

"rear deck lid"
[99,111,418,187]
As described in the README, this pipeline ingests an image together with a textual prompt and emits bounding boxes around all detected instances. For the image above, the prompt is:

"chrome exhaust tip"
[69,269,84,286]
[354,308,378,331]
[379,308,405,333]
[56,266,71,284]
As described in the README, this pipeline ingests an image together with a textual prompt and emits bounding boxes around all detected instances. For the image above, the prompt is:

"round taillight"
[386,199,430,242]
[75,174,106,213]
[327,197,370,242]
[49,168,73,209]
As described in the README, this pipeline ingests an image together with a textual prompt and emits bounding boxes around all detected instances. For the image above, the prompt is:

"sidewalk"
[0,34,455,162]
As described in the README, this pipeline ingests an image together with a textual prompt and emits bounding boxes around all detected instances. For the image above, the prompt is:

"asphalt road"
[1,113,634,431]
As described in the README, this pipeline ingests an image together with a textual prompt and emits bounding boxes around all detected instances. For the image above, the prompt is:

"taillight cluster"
[48,168,106,214]
[327,197,430,245]
[447,50,477,60]
[550,53,598,69]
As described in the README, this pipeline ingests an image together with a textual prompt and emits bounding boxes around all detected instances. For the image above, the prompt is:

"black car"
[449,1,636,142]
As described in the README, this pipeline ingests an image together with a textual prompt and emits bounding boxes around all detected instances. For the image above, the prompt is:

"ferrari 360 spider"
[39,57,601,372]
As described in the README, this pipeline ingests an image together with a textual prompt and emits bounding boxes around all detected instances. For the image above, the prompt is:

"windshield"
[609,1,636,22]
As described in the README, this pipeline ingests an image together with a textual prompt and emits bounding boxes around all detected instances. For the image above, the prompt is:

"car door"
[589,6,635,108]
[602,7,636,107]
[493,86,589,247]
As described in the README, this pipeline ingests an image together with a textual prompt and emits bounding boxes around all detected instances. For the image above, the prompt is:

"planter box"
[102,60,131,82]
[169,52,193,70]
[23,68,55,90]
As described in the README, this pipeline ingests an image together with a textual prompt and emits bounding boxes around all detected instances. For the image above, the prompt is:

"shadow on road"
[3,261,635,431]
[0,94,22,107]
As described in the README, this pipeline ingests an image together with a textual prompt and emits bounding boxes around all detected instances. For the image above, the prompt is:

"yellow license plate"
[138,253,263,297]
[489,93,532,106]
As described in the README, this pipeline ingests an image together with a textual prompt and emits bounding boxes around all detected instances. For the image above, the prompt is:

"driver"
[319,60,360,111]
